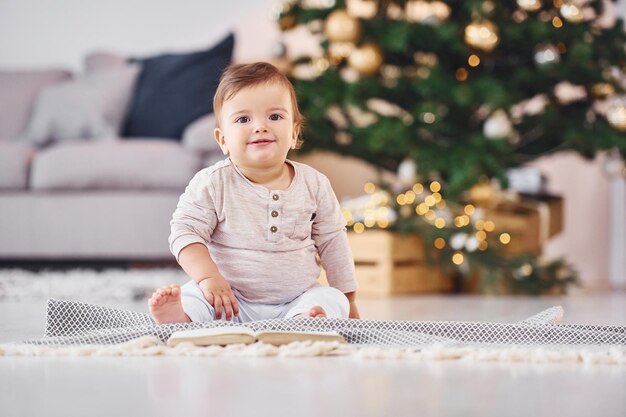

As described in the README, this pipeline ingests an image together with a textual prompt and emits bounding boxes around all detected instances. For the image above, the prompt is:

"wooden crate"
[318,230,452,296]
[485,195,563,255]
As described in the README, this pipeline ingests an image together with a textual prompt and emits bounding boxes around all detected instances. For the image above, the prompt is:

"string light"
[396,194,407,205]
[499,233,511,244]
[353,223,365,233]
[425,210,437,221]
[464,204,475,215]
[364,182,376,194]
[434,238,446,249]
[468,54,480,67]
[456,68,469,81]
[434,218,446,228]
[430,181,441,192]
[552,16,563,28]
[484,220,495,232]
[416,203,429,215]
[476,230,487,241]
[412,183,424,194]
[424,195,436,206]
[452,252,464,265]
[405,191,416,204]
[478,241,488,251]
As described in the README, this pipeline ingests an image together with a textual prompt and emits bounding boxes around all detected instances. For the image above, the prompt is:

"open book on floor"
[166,326,346,347]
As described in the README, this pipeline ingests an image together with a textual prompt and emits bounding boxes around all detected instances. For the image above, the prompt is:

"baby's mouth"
[249,139,275,145]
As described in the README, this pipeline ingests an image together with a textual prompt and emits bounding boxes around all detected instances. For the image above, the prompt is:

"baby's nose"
[254,123,269,133]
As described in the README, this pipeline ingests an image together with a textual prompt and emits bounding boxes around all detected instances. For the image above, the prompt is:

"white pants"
[180,281,350,323]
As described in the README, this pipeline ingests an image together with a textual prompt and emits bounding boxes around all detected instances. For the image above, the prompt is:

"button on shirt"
[169,158,358,304]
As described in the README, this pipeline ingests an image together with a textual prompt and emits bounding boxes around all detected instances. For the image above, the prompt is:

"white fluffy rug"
[0,268,186,302]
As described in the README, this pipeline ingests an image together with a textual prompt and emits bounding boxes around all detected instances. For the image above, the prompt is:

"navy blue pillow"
[123,33,234,140]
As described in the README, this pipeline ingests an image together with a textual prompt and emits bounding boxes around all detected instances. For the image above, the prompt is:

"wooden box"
[318,230,452,296]
[485,195,563,255]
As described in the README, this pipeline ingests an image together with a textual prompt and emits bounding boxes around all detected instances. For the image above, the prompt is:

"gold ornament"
[607,98,626,132]
[464,20,499,52]
[517,0,541,12]
[348,43,383,76]
[278,15,297,31]
[431,1,452,21]
[591,83,615,98]
[324,9,361,43]
[387,3,404,19]
[413,52,438,67]
[405,0,431,22]
[346,0,377,19]
[328,42,355,64]
[482,1,496,13]
[405,1,450,23]
[560,2,584,23]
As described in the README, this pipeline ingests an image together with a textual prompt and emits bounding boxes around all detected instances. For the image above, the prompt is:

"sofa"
[0,35,236,260]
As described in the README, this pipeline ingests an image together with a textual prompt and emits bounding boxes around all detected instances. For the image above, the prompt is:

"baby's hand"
[198,275,239,321]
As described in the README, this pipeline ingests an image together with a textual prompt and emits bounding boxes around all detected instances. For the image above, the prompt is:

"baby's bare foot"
[149,284,191,324]
[294,306,326,319]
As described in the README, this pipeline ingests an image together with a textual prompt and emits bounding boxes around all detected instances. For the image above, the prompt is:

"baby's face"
[214,82,297,171]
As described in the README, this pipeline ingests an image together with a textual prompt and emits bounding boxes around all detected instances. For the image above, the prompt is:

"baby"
[149,62,359,324]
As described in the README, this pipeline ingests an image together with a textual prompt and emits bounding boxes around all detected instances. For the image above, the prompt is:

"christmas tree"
[278,0,625,195]
[275,0,626,293]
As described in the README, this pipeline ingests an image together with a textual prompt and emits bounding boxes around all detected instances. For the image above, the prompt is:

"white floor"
[1,293,625,417]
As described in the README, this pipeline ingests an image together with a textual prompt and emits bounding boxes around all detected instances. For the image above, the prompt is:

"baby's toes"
[310,306,326,318]
[167,284,180,293]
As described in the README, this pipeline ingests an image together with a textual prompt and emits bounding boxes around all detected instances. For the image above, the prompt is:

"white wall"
[0,0,624,289]
[0,0,277,70]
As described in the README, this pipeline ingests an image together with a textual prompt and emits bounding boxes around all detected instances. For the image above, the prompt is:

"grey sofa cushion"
[0,143,37,189]
[22,64,141,145]
[31,140,202,190]
[0,69,72,140]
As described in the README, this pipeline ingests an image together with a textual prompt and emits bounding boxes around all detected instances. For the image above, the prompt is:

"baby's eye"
[269,114,283,121]
[235,116,250,123]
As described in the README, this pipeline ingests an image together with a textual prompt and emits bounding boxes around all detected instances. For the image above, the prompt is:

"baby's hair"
[214,62,304,148]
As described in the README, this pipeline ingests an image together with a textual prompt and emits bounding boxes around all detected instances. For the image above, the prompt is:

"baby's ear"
[214,128,229,155]
[292,123,301,149]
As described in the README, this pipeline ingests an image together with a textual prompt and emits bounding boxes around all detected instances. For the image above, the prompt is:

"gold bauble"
[278,15,298,31]
[328,42,355,64]
[430,1,451,21]
[607,99,626,132]
[464,20,499,52]
[348,43,383,76]
[405,0,450,23]
[560,3,584,23]
[591,83,615,98]
[517,0,541,12]
[324,9,361,43]
[346,0,377,19]
[405,0,431,22]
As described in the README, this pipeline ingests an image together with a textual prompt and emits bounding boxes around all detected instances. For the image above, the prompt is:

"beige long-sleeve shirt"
[169,157,357,304]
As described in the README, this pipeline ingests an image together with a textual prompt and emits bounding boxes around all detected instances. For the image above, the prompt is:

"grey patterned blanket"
[18,299,626,349]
